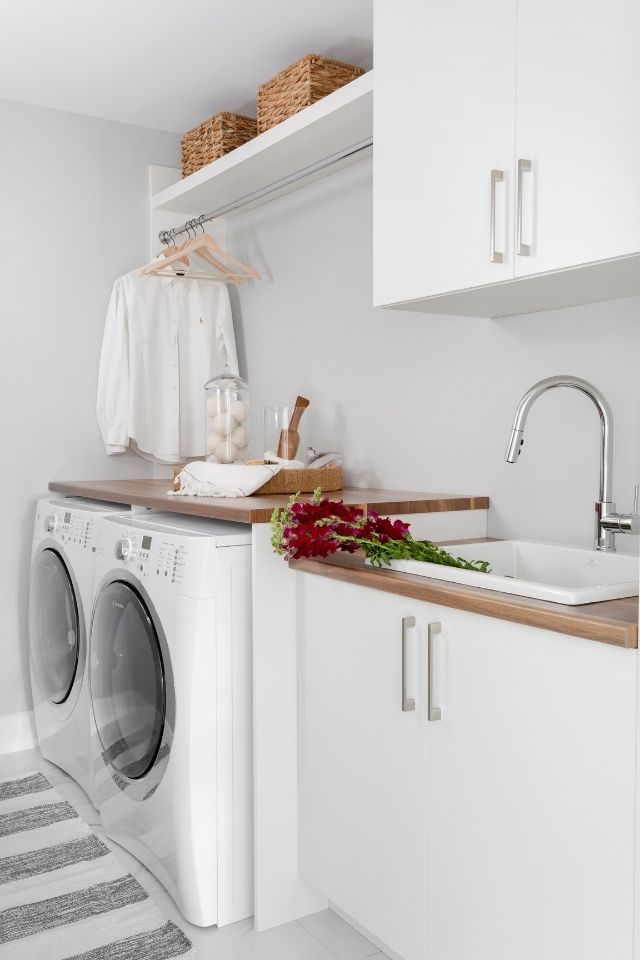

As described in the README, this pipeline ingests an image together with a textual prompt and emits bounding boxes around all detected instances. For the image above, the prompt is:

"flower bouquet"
[271,489,490,571]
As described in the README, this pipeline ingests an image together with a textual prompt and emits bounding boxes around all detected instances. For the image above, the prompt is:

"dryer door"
[30,548,80,704]
[90,580,169,782]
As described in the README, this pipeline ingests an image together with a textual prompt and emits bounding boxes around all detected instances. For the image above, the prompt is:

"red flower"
[276,497,410,561]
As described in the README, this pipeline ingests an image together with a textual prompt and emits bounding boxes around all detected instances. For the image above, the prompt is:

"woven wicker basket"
[257,54,364,134]
[173,463,343,496]
[181,112,257,177]
[255,465,343,496]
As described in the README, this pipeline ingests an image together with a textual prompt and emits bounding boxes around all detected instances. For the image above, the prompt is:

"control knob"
[116,537,134,562]
[45,515,57,533]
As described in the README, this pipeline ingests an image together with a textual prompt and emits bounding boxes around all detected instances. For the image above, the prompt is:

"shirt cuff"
[104,443,128,455]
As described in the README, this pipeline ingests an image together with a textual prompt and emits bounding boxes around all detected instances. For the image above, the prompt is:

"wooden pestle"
[277,396,310,460]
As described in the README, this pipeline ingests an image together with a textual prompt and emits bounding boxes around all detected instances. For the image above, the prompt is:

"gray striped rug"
[0,771,197,959]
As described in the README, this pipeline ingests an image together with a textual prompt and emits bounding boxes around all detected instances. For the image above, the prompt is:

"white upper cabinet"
[514,0,640,277]
[374,0,640,317]
[373,0,517,306]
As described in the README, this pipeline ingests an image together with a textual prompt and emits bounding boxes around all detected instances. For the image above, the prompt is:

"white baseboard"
[0,710,37,754]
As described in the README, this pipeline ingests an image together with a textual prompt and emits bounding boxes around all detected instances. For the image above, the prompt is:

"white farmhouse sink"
[388,540,639,605]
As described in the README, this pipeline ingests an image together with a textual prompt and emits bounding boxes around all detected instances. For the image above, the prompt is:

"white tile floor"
[0,749,388,960]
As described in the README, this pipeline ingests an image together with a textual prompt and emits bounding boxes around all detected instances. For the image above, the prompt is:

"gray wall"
[0,99,178,718]
[228,157,640,550]
[2,126,638,723]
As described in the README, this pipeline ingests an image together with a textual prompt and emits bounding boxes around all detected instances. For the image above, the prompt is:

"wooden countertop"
[291,552,639,648]
[48,479,490,525]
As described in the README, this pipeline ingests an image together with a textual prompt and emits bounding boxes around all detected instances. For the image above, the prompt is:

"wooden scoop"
[277,396,310,460]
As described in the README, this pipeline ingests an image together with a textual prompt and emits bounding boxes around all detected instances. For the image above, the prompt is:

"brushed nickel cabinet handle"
[401,616,416,712]
[428,621,442,722]
[517,158,532,256]
[490,169,504,263]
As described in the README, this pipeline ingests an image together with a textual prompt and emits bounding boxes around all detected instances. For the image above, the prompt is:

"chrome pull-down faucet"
[504,375,639,552]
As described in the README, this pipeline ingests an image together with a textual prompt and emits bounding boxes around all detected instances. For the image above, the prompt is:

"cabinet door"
[425,605,636,960]
[373,0,516,306]
[298,574,428,960]
[514,0,640,277]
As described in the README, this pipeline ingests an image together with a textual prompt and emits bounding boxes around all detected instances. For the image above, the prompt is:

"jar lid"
[205,369,249,391]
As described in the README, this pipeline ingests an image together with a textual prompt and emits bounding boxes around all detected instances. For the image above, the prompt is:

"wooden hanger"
[165,225,241,279]
[143,226,260,283]
[155,232,191,271]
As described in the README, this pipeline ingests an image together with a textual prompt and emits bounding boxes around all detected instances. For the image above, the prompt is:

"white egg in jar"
[216,439,239,464]
[206,393,228,417]
[209,411,236,437]
[229,398,249,423]
[230,424,249,450]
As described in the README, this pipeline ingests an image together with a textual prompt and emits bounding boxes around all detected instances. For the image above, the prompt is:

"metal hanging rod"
[158,136,373,244]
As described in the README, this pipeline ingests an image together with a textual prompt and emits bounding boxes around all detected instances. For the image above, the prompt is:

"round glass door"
[91,581,165,781]
[30,548,80,704]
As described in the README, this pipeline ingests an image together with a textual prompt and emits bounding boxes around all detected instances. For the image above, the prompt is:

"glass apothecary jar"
[204,371,250,464]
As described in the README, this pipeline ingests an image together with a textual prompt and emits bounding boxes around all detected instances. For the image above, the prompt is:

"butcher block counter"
[291,551,639,648]
[49,477,637,647]
[48,478,489,524]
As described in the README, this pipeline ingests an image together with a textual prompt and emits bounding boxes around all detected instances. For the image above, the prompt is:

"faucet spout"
[504,375,615,551]
[505,427,524,464]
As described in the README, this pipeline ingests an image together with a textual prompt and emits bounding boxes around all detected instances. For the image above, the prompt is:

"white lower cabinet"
[298,575,428,960]
[424,604,636,960]
[298,575,638,960]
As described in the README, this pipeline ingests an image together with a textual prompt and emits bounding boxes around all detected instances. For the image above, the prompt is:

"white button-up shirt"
[97,271,238,463]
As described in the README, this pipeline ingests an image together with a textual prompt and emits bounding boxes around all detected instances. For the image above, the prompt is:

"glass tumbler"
[263,405,302,461]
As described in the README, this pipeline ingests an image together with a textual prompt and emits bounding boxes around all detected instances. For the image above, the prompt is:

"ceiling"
[0,0,373,133]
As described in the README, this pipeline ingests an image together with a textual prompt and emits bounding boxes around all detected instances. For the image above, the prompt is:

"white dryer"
[29,497,129,803]
[89,512,253,928]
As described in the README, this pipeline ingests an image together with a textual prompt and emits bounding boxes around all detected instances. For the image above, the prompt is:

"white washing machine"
[88,512,253,928]
[29,497,129,803]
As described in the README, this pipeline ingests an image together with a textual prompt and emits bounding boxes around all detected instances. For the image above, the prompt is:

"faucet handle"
[614,485,640,535]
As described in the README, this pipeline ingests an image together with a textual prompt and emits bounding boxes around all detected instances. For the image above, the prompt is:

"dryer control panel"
[95,519,231,600]
[111,532,189,588]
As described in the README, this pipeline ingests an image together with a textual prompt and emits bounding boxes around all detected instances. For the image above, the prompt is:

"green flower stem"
[333,534,490,572]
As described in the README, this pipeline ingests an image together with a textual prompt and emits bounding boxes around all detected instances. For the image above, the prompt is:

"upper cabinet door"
[373,0,517,306]
[514,0,640,277]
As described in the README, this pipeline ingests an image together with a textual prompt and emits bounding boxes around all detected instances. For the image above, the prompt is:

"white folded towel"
[170,460,281,498]
[263,450,306,469]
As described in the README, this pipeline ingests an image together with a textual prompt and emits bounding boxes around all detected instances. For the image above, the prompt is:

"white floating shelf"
[151,71,373,220]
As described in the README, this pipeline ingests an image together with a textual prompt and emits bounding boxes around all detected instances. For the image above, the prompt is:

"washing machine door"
[91,579,173,786]
[30,548,81,704]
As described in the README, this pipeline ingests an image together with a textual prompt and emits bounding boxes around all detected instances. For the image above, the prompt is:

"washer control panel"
[35,502,100,552]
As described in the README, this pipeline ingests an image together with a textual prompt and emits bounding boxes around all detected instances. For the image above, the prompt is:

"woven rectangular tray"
[255,465,343,495]
[172,463,343,496]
